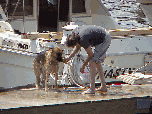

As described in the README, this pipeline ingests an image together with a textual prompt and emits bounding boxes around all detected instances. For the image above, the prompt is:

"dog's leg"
[42,69,48,92]
[45,66,50,92]
[54,72,58,89]
[42,68,46,88]
[45,73,50,92]
[33,62,41,89]
[54,66,61,92]
[52,72,61,92]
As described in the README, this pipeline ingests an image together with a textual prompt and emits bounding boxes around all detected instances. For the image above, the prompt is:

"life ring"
[68,54,91,87]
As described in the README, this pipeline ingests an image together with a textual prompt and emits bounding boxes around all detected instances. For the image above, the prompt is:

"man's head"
[65,33,80,47]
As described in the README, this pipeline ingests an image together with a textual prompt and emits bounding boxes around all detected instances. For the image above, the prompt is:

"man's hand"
[62,57,69,64]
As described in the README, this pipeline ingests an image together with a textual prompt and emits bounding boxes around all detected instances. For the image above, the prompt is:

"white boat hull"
[1,36,152,88]
[0,49,35,88]
[0,62,35,88]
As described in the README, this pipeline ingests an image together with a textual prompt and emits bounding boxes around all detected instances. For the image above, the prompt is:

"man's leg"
[82,60,96,94]
[89,60,96,92]
[96,63,107,92]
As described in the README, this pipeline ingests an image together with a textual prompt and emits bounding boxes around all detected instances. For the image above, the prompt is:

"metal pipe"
[37,0,39,32]
[57,0,60,32]
[23,0,25,33]
[69,0,72,22]
[10,0,20,22]
[5,0,9,18]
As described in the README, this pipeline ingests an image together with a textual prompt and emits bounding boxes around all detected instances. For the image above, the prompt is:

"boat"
[0,0,152,89]
[0,0,121,33]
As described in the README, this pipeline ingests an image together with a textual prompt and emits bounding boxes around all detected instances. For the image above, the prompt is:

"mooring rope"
[133,59,152,73]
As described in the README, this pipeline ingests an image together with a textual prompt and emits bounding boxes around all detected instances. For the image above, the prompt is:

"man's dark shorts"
[91,31,111,63]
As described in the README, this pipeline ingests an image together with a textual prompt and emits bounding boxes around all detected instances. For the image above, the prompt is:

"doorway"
[38,0,58,32]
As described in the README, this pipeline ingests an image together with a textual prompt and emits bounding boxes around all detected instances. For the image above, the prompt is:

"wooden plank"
[108,28,152,36]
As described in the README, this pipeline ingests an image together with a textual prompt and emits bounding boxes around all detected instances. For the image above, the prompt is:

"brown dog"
[33,47,63,92]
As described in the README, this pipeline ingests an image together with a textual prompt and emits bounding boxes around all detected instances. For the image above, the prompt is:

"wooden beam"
[108,28,152,36]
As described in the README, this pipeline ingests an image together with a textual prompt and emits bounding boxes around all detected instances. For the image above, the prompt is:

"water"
[1,85,152,109]
[102,0,150,29]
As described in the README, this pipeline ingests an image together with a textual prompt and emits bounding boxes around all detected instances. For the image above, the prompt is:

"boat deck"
[0,84,152,114]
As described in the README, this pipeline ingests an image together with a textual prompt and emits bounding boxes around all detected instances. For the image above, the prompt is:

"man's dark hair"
[65,33,80,47]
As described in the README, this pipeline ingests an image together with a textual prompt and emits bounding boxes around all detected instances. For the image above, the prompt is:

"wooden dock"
[0,84,152,114]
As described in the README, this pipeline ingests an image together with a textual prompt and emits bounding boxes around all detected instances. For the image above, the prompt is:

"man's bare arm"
[82,45,94,68]
[67,44,81,61]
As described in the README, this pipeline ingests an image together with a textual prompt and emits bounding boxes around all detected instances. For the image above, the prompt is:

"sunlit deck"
[0,84,152,114]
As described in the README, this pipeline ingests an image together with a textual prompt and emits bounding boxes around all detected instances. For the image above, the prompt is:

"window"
[0,0,33,18]
[59,0,69,21]
[72,0,86,13]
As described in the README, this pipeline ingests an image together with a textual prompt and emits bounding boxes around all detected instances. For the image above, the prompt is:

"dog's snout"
[57,58,63,62]
[56,56,63,62]
[56,53,63,62]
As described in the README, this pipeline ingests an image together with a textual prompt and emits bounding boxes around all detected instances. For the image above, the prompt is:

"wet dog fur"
[33,47,63,92]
